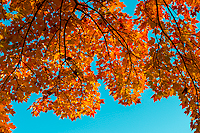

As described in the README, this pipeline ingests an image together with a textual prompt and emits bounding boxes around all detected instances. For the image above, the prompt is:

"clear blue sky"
[9,0,195,133]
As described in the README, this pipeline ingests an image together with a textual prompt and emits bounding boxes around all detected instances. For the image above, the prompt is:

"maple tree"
[0,0,200,132]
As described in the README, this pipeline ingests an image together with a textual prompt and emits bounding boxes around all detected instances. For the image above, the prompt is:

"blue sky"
[9,0,195,133]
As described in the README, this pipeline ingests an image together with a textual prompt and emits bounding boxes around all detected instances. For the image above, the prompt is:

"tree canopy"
[0,0,200,132]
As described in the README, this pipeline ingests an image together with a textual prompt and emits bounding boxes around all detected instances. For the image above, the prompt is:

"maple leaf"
[0,0,200,132]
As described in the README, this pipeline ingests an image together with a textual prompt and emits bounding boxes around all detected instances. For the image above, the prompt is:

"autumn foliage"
[0,0,200,132]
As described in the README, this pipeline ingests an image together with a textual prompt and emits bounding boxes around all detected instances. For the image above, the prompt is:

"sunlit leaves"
[1,0,200,132]
[134,0,200,132]
[1,0,147,131]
